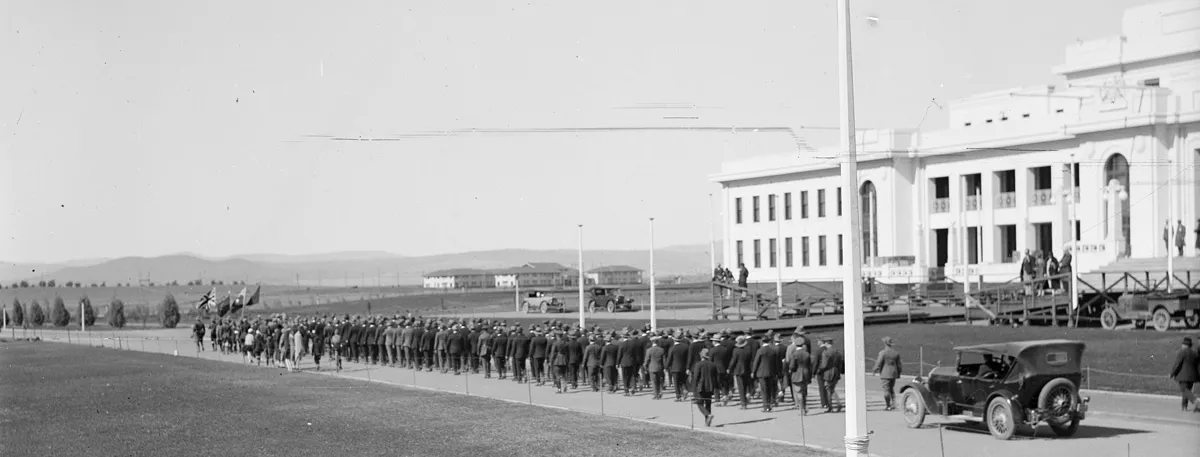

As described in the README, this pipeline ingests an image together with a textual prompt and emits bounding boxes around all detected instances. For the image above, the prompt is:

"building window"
[818,235,827,266]
[817,189,826,217]
[753,196,760,222]
[800,191,809,218]
[995,170,1017,209]
[801,236,810,267]
[785,237,793,267]
[784,193,792,220]
[736,240,744,266]
[768,195,776,222]
[1031,166,1053,206]
[769,238,777,267]
[838,234,844,265]
[837,187,843,216]
[735,198,743,224]
[753,240,762,268]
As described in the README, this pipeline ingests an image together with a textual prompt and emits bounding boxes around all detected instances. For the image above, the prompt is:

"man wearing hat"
[818,338,845,413]
[872,336,903,410]
[709,332,733,405]
[584,334,604,392]
[420,322,437,371]
[601,334,620,392]
[666,331,692,401]
[491,327,509,379]
[466,324,481,373]
[643,333,667,399]
[752,332,780,412]
[529,328,549,385]
[477,324,493,378]
[509,327,530,382]
[729,335,754,409]
[692,348,721,427]
[1169,336,1199,411]
[617,331,640,396]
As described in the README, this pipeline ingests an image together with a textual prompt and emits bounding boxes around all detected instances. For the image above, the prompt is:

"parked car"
[586,286,636,313]
[522,291,564,314]
[1100,291,1200,331]
[898,339,1089,440]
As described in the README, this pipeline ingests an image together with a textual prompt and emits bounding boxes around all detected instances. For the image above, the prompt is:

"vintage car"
[1100,291,1200,331]
[521,291,564,314]
[898,339,1089,440]
[585,286,637,313]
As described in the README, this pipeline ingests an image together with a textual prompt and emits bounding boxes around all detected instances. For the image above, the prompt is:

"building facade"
[586,265,644,285]
[421,269,496,289]
[712,1,1200,284]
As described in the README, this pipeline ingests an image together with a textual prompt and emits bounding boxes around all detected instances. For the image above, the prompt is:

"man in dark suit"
[583,336,603,391]
[811,336,829,410]
[692,348,721,427]
[1169,336,1199,411]
[466,324,480,373]
[567,330,584,389]
[509,328,530,382]
[710,333,733,405]
[617,332,639,396]
[575,330,591,387]
[643,334,667,399]
[601,336,619,393]
[530,329,549,384]
[491,328,509,380]
[408,322,425,370]
[550,332,570,393]
[745,329,761,398]
[752,334,779,412]
[666,333,692,401]
[447,325,466,375]
[819,338,845,413]
[346,319,361,363]
[434,324,449,372]
[419,323,436,371]
[477,326,492,378]
[872,336,903,410]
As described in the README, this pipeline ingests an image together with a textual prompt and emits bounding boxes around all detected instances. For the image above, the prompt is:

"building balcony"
[1030,189,1055,206]
[931,198,950,213]
[995,192,1017,209]
[965,195,980,211]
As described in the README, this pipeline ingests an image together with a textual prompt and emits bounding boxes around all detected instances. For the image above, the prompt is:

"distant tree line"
[4,279,248,289]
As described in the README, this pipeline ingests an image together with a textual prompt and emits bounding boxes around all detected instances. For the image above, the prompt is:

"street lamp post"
[1066,155,1079,325]
[578,224,585,328]
[650,217,657,332]
[836,0,869,455]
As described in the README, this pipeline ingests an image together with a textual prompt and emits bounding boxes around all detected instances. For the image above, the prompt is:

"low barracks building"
[712,1,1200,284]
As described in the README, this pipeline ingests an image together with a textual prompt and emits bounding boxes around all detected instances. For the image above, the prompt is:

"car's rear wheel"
[1038,377,1079,431]
[1100,307,1119,330]
[986,397,1016,440]
[588,300,596,313]
[607,300,615,313]
[540,302,548,314]
[1185,312,1200,329]
[1152,307,1171,332]
[900,390,925,428]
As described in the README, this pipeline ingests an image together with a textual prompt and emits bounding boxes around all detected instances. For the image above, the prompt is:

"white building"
[711,1,1200,284]
[586,265,644,285]
[492,263,584,288]
[422,269,495,289]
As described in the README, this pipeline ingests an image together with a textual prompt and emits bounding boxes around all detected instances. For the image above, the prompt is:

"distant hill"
[2,244,721,286]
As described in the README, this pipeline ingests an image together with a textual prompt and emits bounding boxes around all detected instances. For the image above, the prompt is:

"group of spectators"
[1019,248,1073,296]
[192,314,873,426]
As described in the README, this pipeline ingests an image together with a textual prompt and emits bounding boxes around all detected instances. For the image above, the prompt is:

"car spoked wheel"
[1039,378,1080,436]
[900,390,925,428]
[1100,308,1118,330]
[1185,312,1200,329]
[588,300,596,313]
[540,302,549,314]
[986,397,1016,440]
[606,301,615,313]
[1152,308,1171,332]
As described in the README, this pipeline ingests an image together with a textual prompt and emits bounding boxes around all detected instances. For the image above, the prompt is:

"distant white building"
[492,262,585,288]
[586,265,644,285]
[422,269,495,289]
[711,1,1200,283]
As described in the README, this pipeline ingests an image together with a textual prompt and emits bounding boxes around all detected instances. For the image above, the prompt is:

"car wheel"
[1152,307,1171,332]
[900,389,926,429]
[588,300,596,313]
[986,397,1017,440]
[606,300,615,313]
[540,302,548,314]
[522,301,531,314]
[1038,378,1078,422]
[1185,313,1200,329]
[1100,307,1119,330]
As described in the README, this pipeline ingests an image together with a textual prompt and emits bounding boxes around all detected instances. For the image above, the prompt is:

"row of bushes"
[6,294,182,329]
[4,279,251,289]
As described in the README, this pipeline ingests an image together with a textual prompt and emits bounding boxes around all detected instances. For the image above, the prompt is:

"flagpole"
[650,217,657,332]
[578,224,585,328]
[837,0,869,455]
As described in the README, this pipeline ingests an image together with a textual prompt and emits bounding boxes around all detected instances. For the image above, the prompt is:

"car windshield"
[957,351,1014,379]
[594,289,606,296]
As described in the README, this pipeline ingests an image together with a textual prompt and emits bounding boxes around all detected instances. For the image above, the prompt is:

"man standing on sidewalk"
[584,334,603,392]
[752,333,779,412]
[667,332,691,401]
[729,335,754,409]
[1169,336,1199,412]
[531,328,549,385]
[644,333,667,399]
[872,336,903,410]
[192,319,206,352]
[819,338,845,413]
[693,348,720,427]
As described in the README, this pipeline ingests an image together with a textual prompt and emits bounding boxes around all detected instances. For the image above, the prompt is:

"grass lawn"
[791,323,1199,396]
[0,342,833,457]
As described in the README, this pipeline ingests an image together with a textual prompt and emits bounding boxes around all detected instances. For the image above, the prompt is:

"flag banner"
[215,296,232,317]
[236,287,247,305]
[195,288,216,311]
[244,285,261,308]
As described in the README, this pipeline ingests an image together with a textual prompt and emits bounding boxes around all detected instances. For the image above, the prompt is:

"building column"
[981,169,994,264]
[912,154,926,272]
[1015,167,1030,253]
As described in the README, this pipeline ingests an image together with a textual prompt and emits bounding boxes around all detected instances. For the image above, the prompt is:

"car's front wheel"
[540,302,549,314]
[588,300,596,313]
[900,390,925,429]
[607,300,615,313]
[1152,307,1172,332]
[986,397,1017,440]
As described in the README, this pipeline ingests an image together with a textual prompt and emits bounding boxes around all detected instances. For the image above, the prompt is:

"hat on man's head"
[735,336,748,348]
[882,337,894,346]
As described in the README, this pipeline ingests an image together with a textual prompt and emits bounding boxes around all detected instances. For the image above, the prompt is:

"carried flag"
[228,287,249,315]
[215,295,232,317]
[195,287,216,311]
[244,285,261,308]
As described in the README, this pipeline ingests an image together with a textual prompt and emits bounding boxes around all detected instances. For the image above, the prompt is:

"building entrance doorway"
[1034,223,1053,256]
[934,228,949,267]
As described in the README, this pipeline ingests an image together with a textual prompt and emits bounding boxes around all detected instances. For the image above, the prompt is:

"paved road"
[18,328,1200,457]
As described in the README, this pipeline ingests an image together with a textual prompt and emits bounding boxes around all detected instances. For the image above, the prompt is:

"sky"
[0,0,1153,263]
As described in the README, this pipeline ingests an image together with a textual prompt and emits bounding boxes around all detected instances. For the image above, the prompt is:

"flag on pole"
[244,285,261,308]
[195,287,216,311]
[215,295,232,317]
[229,287,250,315]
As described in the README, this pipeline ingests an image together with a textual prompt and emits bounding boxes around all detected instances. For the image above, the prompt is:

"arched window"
[1104,154,1131,257]
[860,181,878,263]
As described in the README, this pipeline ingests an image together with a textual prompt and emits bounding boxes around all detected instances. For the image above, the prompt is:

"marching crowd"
[191,315,906,426]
